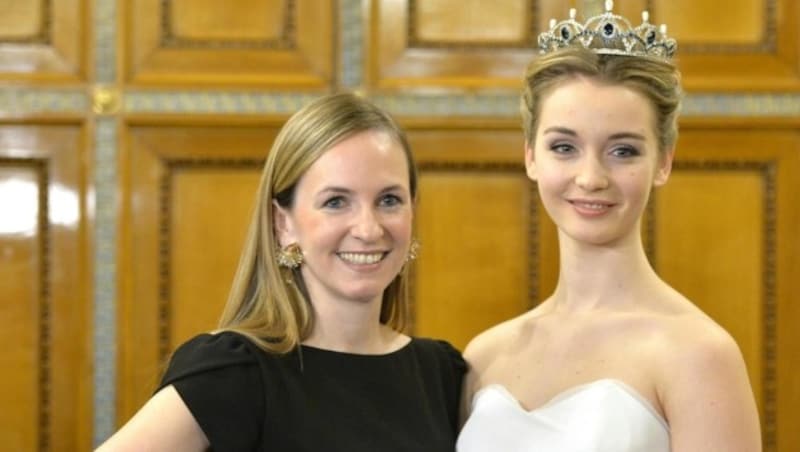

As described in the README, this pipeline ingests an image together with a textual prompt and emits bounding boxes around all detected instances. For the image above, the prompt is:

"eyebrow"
[317,184,406,196]
[542,126,577,136]
[542,126,646,141]
[608,132,646,141]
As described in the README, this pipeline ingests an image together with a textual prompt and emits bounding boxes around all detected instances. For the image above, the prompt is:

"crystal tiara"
[538,0,677,59]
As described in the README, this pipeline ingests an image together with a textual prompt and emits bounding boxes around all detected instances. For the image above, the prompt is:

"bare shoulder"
[655,304,762,451]
[463,311,531,373]
[459,311,536,424]
[658,308,744,375]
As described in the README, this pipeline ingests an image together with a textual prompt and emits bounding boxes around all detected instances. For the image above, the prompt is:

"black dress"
[159,331,466,452]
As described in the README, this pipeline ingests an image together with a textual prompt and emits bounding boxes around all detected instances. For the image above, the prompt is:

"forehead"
[298,130,409,190]
[538,77,655,136]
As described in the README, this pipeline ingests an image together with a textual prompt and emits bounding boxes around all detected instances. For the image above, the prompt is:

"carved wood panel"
[118,123,279,423]
[652,125,800,451]
[409,127,537,348]
[0,124,90,452]
[124,0,335,88]
[0,0,87,83]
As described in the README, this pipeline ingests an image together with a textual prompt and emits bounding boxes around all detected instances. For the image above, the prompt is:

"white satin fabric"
[457,379,669,452]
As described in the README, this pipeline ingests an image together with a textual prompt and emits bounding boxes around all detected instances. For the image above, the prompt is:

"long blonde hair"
[218,92,417,353]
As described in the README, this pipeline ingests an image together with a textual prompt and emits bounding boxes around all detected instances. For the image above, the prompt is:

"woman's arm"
[662,326,762,452]
[95,385,209,452]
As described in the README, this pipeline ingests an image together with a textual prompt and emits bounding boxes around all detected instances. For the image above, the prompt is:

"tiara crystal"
[538,0,676,59]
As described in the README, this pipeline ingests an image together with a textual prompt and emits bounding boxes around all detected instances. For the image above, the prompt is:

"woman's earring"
[277,243,304,268]
[405,239,420,262]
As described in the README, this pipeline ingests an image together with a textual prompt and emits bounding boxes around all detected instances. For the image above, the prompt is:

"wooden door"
[0,0,92,450]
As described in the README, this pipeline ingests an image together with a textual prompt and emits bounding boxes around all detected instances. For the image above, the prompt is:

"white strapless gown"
[457,379,669,452]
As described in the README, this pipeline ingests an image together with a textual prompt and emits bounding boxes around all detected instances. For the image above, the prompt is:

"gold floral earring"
[277,243,304,268]
[405,238,420,262]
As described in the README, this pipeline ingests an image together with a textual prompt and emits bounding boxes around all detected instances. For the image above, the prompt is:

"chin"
[565,227,634,247]
[339,284,391,303]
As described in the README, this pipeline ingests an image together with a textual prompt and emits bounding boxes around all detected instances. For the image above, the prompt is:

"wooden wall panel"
[0,0,87,82]
[653,126,800,450]
[366,0,538,91]
[413,0,529,44]
[415,170,533,349]
[170,168,261,342]
[118,123,279,423]
[409,126,535,348]
[658,168,765,411]
[124,0,334,88]
[650,0,800,91]
[0,163,41,452]
[0,124,90,452]
[366,0,800,92]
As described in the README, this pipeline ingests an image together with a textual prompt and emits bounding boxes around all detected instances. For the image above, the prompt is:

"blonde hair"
[219,92,417,353]
[521,47,682,153]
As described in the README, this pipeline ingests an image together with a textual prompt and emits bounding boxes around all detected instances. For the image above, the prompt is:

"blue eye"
[322,196,346,209]
[550,143,575,154]
[610,146,640,158]
[379,194,403,208]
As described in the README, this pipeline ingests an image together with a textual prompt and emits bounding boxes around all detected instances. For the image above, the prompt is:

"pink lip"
[568,199,615,217]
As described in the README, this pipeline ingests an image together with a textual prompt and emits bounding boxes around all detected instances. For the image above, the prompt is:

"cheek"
[294,211,334,242]
[386,211,414,238]
[533,170,562,196]
[620,170,653,197]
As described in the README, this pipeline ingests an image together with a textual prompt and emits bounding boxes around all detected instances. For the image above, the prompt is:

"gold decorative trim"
[91,86,122,115]
[92,118,118,445]
[118,91,800,117]
[160,0,297,49]
[36,159,50,452]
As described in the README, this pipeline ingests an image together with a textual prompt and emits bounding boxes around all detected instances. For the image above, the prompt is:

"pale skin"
[461,77,761,451]
[97,130,414,451]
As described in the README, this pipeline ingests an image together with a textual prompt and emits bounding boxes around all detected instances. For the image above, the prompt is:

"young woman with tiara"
[457,2,761,451]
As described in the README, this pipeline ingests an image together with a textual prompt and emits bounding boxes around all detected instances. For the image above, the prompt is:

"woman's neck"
[302,294,404,354]
[551,230,663,311]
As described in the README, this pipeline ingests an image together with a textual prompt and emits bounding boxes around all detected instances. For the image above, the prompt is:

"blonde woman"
[98,93,465,451]
[457,3,761,451]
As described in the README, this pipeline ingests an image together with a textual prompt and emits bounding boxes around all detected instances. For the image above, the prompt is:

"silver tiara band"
[538,0,677,60]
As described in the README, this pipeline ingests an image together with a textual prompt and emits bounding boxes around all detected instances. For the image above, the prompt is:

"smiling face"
[274,129,413,307]
[526,76,673,246]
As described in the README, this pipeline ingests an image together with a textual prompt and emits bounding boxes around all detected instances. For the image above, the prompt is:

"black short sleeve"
[432,340,467,432]
[434,339,467,378]
[159,332,265,452]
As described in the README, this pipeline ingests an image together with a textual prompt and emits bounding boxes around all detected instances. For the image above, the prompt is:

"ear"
[524,141,538,181]
[272,200,296,247]
[653,148,674,187]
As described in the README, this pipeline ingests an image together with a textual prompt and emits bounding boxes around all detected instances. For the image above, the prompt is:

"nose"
[351,207,385,241]
[575,154,609,191]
